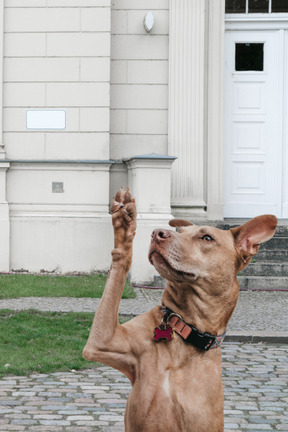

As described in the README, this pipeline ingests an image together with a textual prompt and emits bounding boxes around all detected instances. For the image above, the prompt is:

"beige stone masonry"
[127,110,167,135]
[112,9,168,35]
[110,135,167,161]
[112,0,168,9]
[81,7,111,31]
[80,58,110,82]
[2,1,113,274]
[5,8,80,32]
[47,33,110,57]
[110,0,169,161]
[111,85,167,109]
[127,60,168,84]
[3,1,111,161]
[5,33,46,57]
[46,83,110,108]
[4,133,109,161]
[112,35,168,60]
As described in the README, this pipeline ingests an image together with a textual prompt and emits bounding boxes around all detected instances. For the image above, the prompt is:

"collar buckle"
[164,312,183,324]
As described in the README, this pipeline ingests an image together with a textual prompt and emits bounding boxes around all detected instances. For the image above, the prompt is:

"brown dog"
[83,188,277,432]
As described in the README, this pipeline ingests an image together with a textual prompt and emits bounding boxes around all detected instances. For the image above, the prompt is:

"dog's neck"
[161,279,239,336]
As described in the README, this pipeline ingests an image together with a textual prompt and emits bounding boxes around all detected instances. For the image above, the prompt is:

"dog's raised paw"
[110,187,137,246]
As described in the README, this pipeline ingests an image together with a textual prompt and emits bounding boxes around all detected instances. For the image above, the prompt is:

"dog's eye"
[202,235,213,242]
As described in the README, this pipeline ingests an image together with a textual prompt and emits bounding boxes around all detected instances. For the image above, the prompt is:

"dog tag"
[153,324,173,342]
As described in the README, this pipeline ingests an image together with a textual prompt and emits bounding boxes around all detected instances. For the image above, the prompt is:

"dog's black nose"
[151,229,171,241]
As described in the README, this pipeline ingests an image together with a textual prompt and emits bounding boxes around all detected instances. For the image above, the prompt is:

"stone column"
[0,0,10,270]
[168,0,225,220]
[125,153,176,284]
[169,0,206,217]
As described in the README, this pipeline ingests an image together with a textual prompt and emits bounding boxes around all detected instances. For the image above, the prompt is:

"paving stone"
[66,415,94,421]
[0,288,287,431]
[0,342,286,431]
[38,420,71,426]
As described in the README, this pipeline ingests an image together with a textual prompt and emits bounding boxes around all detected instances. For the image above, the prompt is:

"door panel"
[224,31,282,217]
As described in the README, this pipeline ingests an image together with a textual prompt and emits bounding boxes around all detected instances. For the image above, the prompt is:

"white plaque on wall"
[26,110,66,130]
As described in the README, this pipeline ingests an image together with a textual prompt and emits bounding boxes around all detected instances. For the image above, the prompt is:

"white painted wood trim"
[226,14,288,30]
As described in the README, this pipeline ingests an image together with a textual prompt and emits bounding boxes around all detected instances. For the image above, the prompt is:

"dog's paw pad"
[110,200,123,215]
[110,188,136,220]
[110,187,134,215]
[110,188,137,248]
[114,187,125,203]
[123,188,133,204]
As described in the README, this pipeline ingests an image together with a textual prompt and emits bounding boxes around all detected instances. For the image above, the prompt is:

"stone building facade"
[0,0,287,282]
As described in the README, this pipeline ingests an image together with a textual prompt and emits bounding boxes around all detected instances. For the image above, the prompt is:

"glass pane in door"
[249,0,269,12]
[272,0,288,12]
[226,0,246,13]
[235,43,264,71]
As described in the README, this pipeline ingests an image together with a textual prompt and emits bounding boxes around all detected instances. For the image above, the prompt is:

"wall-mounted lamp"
[144,11,154,33]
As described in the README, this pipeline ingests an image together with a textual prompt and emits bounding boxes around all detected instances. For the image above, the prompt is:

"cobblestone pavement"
[1,288,287,431]
[0,342,287,432]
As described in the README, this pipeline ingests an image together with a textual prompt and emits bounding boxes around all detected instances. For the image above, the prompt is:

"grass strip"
[0,309,95,377]
[0,310,132,377]
[0,273,135,299]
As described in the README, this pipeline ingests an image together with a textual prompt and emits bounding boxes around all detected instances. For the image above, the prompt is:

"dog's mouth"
[149,250,196,280]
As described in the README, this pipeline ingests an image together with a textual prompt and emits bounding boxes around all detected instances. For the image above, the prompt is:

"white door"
[224,30,287,218]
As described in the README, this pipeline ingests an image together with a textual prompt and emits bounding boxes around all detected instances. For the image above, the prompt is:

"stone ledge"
[225,331,288,344]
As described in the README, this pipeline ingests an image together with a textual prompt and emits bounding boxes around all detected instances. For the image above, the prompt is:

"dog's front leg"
[83,187,137,382]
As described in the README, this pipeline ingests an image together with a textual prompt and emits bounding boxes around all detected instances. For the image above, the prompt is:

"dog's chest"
[127,339,223,426]
[126,363,223,432]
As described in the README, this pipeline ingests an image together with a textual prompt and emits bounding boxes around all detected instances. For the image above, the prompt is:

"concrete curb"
[225,331,288,344]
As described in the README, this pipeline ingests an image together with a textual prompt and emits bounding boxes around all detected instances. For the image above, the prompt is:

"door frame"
[226,14,288,31]
[225,14,288,218]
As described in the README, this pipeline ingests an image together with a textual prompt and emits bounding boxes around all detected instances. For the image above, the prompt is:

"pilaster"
[125,153,176,283]
[168,0,225,220]
[168,0,206,216]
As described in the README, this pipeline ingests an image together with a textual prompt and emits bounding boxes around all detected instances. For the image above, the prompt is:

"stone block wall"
[2,0,113,273]
[110,0,169,160]
[3,0,111,160]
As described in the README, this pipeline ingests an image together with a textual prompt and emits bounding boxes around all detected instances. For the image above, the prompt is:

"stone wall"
[110,0,169,160]
[3,0,113,273]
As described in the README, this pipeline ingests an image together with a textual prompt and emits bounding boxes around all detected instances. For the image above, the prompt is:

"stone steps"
[238,276,288,290]
[256,249,288,262]
[241,262,288,277]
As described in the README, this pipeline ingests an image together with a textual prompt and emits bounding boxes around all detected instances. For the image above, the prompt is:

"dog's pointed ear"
[231,215,277,264]
[169,219,193,228]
